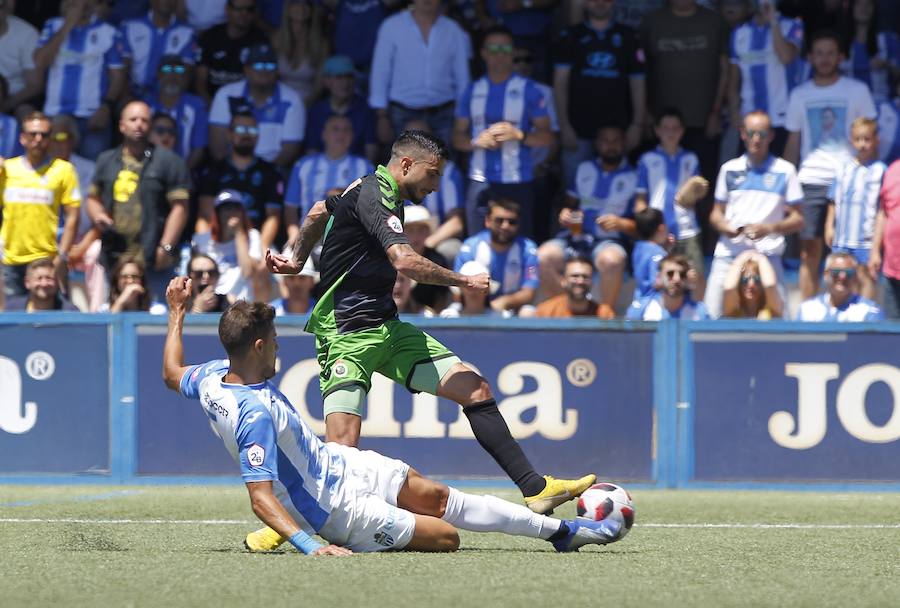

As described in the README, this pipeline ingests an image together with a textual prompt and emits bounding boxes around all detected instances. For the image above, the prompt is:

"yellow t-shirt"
[0,156,81,265]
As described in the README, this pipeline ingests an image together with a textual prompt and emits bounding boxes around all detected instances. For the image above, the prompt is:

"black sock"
[463,399,546,497]
[547,522,570,542]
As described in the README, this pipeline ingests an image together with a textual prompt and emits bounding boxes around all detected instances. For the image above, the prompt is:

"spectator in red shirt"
[870,159,900,318]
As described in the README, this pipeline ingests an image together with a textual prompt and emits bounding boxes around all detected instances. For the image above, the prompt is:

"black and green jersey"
[306,165,410,336]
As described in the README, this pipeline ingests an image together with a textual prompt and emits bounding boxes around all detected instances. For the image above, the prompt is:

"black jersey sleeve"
[356,197,410,251]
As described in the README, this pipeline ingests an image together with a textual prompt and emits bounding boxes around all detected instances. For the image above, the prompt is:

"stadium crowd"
[0,0,898,322]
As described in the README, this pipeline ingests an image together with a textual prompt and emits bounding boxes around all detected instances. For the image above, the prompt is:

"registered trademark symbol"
[566,358,596,387]
[25,351,55,381]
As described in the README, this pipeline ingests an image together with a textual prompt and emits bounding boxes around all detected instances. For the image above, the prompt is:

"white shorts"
[318,446,417,552]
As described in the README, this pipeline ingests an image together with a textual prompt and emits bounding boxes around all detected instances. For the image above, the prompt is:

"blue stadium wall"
[1,313,899,490]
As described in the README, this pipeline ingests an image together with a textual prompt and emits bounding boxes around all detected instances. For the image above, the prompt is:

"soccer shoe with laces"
[524,474,596,514]
[244,526,286,552]
[552,518,622,552]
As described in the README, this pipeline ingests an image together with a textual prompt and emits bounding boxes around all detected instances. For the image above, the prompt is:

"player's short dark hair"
[390,129,450,162]
[480,25,514,48]
[218,300,276,358]
[487,197,520,217]
[635,208,665,240]
[809,29,844,54]
[659,252,691,275]
[655,107,684,127]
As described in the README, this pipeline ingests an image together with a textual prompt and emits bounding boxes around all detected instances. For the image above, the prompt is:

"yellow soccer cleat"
[244,526,287,552]
[524,474,596,515]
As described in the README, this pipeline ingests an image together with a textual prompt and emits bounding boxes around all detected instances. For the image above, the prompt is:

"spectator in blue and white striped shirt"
[796,251,883,321]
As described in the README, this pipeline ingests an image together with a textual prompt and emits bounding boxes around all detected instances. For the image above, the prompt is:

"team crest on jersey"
[373,531,395,547]
[247,444,265,467]
[763,174,777,189]
[387,215,403,233]
[332,360,349,378]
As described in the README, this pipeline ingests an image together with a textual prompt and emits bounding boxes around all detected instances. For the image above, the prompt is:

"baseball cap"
[214,189,246,208]
[403,205,437,231]
[323,55,355,77]
[243,43,277,66]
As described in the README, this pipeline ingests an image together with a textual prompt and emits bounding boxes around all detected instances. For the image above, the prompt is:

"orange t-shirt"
[535,295,600,318]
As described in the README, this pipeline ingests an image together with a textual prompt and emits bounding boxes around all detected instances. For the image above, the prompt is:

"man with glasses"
[186,253,229,313]
[196,0,268,102]
[453,25,554,241]
[144,55,208,170]
[209,43,305,168]
[197,111,284,252]
[0,111,81,297]
[796,252,883,321]
[705,110,804,318]
[626,252,709,320]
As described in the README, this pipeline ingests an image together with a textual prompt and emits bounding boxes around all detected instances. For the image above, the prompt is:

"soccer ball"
[576,482,635,540]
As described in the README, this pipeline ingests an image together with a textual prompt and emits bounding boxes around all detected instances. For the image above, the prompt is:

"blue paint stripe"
[276,448,329,532]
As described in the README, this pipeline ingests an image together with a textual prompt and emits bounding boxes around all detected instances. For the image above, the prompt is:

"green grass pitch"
[2,485,899,607]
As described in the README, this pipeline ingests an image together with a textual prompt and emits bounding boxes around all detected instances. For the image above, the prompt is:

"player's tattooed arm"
[387,243,490,292]
[267,200,331,275]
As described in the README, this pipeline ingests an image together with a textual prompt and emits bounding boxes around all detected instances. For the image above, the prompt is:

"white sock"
[441,487,562,540]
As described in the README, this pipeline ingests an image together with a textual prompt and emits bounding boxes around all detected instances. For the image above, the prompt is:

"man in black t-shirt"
[553,0,646,188]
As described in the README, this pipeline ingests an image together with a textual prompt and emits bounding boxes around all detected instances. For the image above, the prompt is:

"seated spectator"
[825,117,887,300]
[392,272,418,315]
[797,252,883,321]
[0,75,23,158]
[100,254,166,313]
[870,158,900,319]
[721,250,783,319]
[537,126,637,319]
[195,0,268,102]
[631,208,668,303]
[841,0,899,105]
[403,204,451,313]
[284,115,372,244]
[878,79,900,164]
[34,0,127,160]
[535,256,602,318]
[149,112,178,151]
[455,198,538,315]
[441,260,506,318]
[305,55,377,163]
[271,256,317,315]
[2,258,79,311]
[192,190,262,303]
[120,0,197,98]
[626,253,709,321]
[144,55,208,170]
[0,0,42,116]
[208,43,305,168]
[186,253,230,313]
[273,0,328,104]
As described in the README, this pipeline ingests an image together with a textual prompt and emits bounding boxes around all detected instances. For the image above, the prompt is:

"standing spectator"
[727,0,804,157]
[86,101,191,300]
[185,252,230,313]
[630,207,667,303]
[197,112,284,252]
[796,251,883,321]
[100,253,166,313]
[784,29,877,300]
[304,55,377,163]
[2,258,79,311]
[478,0,560,81]
[327,0,392,71]
[453,25,553,239]
[0,76,23,158]
[537,126,637,319]
[634,108,708,298]
[535,256,602,318]
[208,42,305,168]
[841,0,900,105]
[825,117,886,300]
[721,249,783,319]
[144,55,208,170]
[148,112,178,151]
[0,0,42,116]
[611,0,664,29]
[626,253,709,320]
[272,0,328,104]
[705,110,804,319]
[0,111,81,297]
[369,0,471,146]
[195,0,268,102]
[284,115,373,245]
[34,0,128,160]
[184,0,227,32]
[870,159,900,319]
[119,0,197,98]
[553,0,646,187]
[454,197,539,315]
[878,79,900,164]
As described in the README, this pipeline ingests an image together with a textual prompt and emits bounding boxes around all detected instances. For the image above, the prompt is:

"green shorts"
[316,319,460,416]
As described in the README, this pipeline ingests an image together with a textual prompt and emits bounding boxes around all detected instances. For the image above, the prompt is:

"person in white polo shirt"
[705,109,804,319]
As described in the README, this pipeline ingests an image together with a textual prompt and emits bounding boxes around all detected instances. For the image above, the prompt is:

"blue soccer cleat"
[552,518,622,552]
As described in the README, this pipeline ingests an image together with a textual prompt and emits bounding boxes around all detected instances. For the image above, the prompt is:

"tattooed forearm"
[292,200,330,266]
[387,244,465,287]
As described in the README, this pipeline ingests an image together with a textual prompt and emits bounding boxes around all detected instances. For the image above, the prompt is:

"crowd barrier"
[1,313,898,490]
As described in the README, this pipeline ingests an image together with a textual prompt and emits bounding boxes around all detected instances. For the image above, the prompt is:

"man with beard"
[537,125,637,319]
[535,256,601,318]
[626,252,709,320]
[797,252,883,321]
[3,258,79,311]
[260,130,594,553]
[144,55,208,171]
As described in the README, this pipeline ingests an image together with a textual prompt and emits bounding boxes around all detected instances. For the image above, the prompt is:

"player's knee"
[469,378,493,404]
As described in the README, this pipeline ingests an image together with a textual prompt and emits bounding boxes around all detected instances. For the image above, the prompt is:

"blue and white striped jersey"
[626,293,709,321]
[144,92,208,159]
[796,293,884,322]
[636,146,700,239]
[179,359,349,536]
[422,159,464,224]
[730,16,804,127]
[38,17,125,119]
[877,100,900,164]
[0,114,22,159]
[843,32,900,105]
[120,13,197,95]
[285,153,373,217]
[829,158,886,250]
[457,74,549,184]
[455,230,539,297]
[568,159,637,241]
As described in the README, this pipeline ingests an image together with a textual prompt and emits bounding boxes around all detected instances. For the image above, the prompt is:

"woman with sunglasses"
[721,249,783,319]
[100,254,165,313]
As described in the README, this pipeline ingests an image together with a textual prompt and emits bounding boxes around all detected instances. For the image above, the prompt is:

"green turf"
[2,485,899,607]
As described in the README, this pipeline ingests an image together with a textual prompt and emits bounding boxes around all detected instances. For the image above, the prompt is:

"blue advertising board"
[690,331,900,482]
[0,323,110,474]
[135,323,656,480]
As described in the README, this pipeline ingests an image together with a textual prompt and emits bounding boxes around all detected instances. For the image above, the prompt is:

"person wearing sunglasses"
[721,249,783,320]
[627,253,709,320]
[796,251,883,321]
[148,112,179,151]
[185,253,230,313]
[144,55,208,171]
[209,42,304,169]
[119,0,197,98]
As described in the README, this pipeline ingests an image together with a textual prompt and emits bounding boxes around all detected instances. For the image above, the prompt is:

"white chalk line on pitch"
[1,518,900,529]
